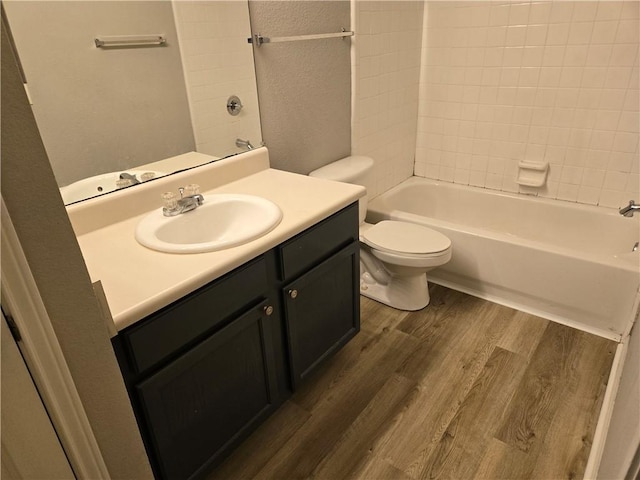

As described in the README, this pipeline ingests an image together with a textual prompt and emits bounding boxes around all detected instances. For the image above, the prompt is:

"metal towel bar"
[95,35,167,48]
[248,29,354,47]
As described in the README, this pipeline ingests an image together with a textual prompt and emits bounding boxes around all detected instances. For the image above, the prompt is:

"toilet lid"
[361,221,451,254]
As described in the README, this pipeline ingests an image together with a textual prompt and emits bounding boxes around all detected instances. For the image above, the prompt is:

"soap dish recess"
[517,160,549,187]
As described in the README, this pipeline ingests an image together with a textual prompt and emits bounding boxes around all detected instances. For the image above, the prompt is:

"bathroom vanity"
[112,204,359,479]
[67,149,365,479]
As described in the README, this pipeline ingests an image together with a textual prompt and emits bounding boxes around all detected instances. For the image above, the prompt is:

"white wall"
[352,1,424,198]
[172,1,262,156]
[415,1,639,209]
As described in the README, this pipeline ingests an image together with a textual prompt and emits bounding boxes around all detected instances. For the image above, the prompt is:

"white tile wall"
[352,1,424,198]
[415,0,639,209]
[172,1,261,157]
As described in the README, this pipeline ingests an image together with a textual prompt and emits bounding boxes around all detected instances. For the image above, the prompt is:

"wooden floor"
[208,285,616,480]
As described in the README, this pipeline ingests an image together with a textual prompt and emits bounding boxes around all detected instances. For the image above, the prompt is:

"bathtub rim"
[374,175,627,217]
[370,176,639,268]
[370,207,639,273]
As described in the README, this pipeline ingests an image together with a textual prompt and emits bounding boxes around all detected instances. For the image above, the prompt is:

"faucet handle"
[161,191,177,210]
[184,184,200,196]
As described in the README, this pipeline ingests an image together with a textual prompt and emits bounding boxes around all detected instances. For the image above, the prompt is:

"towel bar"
[95,35,167,48]
[248,29,354,47]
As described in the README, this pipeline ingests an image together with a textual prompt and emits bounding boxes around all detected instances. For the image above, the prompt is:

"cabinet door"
[123,257,268,375]
[283,242,359,388]
[136,301,278,480]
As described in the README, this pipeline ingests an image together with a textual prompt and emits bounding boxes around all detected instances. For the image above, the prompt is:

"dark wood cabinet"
[277,203,360,388]
[136,301,278,480]
[283,242,359,387]
[121,258,269,375]
[113,203,360,479]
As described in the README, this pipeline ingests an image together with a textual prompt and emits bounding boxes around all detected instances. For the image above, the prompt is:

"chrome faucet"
[162,185,204,217]
[619,200,640,217]
[119,172,140,185]
[235,138,254,150]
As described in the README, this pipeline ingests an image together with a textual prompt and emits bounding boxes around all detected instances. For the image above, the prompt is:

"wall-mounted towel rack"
[94,35,166,48]
[248,29,354,47]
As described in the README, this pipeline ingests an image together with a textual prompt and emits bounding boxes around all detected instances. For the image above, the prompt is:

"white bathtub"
[367,177,640,340]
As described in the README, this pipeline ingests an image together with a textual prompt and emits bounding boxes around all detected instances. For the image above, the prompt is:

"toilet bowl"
[359,220,451,310]
[309,156,452,311]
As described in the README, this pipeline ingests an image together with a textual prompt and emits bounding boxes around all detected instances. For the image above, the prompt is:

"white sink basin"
[135,194,282,254]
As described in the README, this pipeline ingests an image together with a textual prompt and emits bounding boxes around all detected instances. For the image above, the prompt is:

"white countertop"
[70,149,365,332]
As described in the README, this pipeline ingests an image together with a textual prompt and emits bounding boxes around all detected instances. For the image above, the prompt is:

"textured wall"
[1,21,153,480]
[249,1,351,174]
[352,1,424,198]
[415,1,639,209]
[173,1,262,156]
[4,1,195,187]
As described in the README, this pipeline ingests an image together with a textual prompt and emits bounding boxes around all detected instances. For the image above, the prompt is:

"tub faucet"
[235,138,254,150]
[619,200,640,217]
[119,172,140,185]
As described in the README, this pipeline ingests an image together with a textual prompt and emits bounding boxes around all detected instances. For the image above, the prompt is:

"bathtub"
[367,177,640,341]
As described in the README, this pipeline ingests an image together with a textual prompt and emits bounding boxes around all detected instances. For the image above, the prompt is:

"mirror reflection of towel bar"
[95,35,167,48]
[248,29,354,47]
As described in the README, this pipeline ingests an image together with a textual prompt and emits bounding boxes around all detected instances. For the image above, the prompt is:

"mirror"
[3,0,262,205]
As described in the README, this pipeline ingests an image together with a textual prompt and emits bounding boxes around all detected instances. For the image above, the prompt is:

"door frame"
[1,310,75,478]
[1,199,109,478]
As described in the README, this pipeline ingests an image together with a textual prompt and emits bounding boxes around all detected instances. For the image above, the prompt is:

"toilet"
[309,156,452,311]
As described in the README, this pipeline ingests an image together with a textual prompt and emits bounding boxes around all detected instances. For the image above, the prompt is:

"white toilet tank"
[309,156,374,223]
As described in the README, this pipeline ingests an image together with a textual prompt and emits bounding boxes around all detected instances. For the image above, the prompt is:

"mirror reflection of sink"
[135,194,283,254]
[60,170,166,204]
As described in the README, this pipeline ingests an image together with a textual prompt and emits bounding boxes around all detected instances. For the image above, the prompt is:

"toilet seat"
[369,245,452,269]
[307,154,452,310]
[360,220,451,256]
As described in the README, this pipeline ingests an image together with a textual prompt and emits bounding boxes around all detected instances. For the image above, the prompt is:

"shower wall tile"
[173,1,261,157]
[416,0,639,209]
[352,1,424,198]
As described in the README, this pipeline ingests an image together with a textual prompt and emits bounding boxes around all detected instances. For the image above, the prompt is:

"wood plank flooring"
[208,285,616,480]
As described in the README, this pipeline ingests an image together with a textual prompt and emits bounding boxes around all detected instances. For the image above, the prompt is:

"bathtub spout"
[619,200,640,217]
[235,138,254,150]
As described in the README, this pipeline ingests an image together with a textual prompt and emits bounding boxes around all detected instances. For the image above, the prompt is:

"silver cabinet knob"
[263,305,274,316]
[289,289,298,299]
